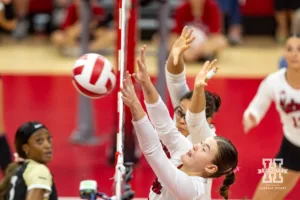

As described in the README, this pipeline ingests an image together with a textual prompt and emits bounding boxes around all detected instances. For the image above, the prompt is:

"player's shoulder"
[190,176,207,190]
[22,160,53,192]
[190,176,210,199]
[267,68,286,80]
[23,159,51,178]
[27,159,50,170]
[263,68,286,84]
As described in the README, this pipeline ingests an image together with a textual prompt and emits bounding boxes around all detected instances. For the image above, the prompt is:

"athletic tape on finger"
[206,69,216,80]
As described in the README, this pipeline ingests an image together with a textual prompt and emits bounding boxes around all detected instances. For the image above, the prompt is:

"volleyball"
[72,53,116,99]
[190,26,207,48]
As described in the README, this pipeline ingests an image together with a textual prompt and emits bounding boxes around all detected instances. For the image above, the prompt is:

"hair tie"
[233,166,240,174]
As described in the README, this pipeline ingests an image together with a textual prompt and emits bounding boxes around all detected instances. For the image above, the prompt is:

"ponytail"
[219,172,235,200]
[0,162,22,200]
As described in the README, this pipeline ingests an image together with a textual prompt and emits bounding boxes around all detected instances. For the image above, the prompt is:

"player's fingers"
[186,28,194,39]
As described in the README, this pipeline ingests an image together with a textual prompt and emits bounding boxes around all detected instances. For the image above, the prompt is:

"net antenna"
[115,0,131,199]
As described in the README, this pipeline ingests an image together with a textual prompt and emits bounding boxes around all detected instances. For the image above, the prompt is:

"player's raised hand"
[172,26,195,66]
[194,59,218,89]
[133,45,151,85]
[121,71,140,108]
[243,112,257,133]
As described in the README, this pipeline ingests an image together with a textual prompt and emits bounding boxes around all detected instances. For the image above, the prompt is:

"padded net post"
[72,0,95,143]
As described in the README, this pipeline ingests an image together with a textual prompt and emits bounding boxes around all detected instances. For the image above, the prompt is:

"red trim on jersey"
[280,91,300,114]
[151,141,181,195]
[161,141,171,159]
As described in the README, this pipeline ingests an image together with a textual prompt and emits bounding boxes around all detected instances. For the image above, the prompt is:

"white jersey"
[244,68,300,147]
[132,97,210,200]
[165,66,217,141]
[165,65,216,198]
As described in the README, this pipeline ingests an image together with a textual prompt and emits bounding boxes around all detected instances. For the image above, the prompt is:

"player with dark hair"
[0,121,57,200]
[120,46,238,200]
[163,27,223,198]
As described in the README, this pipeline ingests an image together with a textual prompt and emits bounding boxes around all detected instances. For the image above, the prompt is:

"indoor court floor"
[1,36,299,199]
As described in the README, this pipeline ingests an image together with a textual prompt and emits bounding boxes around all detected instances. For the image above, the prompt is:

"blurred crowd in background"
[0,0,299,61]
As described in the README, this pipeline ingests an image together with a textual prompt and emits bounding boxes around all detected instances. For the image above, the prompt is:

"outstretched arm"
[133,46,191,155]
[166,26,195,107]
[121,75,203,199]
[166,26,194,74]
[121,72,146,122]
[187,60,218,143]
[243,77,274,133]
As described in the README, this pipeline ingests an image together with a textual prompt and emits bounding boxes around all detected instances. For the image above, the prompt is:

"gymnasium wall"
[241,0,274,16]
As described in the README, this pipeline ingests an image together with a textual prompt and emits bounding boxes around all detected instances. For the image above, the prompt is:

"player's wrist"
[129,101,144,117]
[171,48,184,58]
[194,84,205,92]
[140,76,152,86]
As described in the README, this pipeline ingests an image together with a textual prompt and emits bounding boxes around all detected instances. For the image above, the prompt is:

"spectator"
[172,0,227,62]
[217,0,243,45]
[50,0,116,57]
[274,0,300,43]
[12,0,53,39]
[0,2,16,32]
[292,8,300,34]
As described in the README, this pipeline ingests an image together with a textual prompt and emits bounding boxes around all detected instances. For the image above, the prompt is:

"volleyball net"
[114,0,136,198]
[78,0,170,198]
